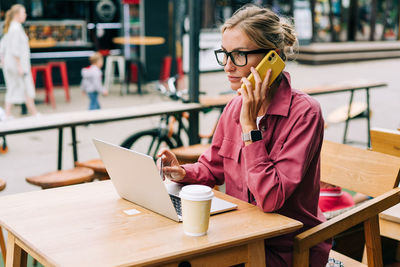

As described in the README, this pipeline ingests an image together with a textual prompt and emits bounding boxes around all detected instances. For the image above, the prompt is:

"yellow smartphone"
[241,50,285,90]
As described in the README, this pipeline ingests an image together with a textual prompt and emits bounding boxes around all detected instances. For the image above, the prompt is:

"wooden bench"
[26,167,95,189]
[301,80,387,147]
[295,41,400,64]
[75,159,109,180]
[293,140,400,267]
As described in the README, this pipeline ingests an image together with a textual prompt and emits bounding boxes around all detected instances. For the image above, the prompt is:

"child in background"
[80,52,108,110]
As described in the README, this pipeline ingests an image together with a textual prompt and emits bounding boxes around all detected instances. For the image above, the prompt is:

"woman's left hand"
[239,67,272,133]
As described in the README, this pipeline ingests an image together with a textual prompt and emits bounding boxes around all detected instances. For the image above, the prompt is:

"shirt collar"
[265,71,292,117]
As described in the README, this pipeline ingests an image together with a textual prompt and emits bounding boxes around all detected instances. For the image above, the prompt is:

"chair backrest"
[370,128,400,157]
[320,140,400,197]
[294,140,400,267]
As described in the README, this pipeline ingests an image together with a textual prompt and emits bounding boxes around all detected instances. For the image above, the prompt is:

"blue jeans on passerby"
[88,92,100,110]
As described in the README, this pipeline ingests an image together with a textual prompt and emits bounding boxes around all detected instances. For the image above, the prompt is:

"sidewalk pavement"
[0,58,399,197]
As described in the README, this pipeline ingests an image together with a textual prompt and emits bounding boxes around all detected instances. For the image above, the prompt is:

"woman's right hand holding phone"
[157,148,186,182]
[239,67,271,134]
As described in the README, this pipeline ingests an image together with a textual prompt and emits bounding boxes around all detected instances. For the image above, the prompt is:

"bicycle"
[120,76,209,160]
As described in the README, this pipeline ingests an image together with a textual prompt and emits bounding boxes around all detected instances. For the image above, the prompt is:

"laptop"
[93,139,237,222]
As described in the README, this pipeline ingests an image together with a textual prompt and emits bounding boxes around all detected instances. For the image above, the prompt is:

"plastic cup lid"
[179,185,214,201]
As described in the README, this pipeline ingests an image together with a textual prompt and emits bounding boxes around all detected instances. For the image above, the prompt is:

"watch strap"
[242,132,251,142]
[242,130,262,142]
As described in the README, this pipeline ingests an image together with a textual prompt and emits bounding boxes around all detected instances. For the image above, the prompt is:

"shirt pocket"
[218,138,241,162]
[218,138,243,191]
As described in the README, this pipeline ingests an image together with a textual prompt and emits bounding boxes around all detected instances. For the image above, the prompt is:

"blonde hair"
[222,4,297,61]
[89,52,103,65]
[3,4,24,34]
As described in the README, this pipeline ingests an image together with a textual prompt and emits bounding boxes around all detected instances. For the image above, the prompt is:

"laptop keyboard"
[169,194,182,216]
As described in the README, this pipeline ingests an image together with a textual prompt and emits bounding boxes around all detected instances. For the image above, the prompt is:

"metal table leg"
[125,58,143,95]
[71,126,78,163]
[57,128,63,170]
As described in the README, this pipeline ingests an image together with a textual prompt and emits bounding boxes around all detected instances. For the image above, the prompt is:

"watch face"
[250,130,262,141]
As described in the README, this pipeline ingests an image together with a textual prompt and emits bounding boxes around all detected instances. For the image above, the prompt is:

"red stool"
[130,63,138,83]
[160,56,172,83]
[31,64,56,109]
[48,61,70,102]
[98,49,110,56]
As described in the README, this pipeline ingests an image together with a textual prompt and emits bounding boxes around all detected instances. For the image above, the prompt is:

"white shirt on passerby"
[0,20,35,104]
[80,65,106,93]
[1,21,31,74]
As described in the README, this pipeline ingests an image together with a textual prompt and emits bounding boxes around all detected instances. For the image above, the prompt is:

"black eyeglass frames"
[214,49,273,67]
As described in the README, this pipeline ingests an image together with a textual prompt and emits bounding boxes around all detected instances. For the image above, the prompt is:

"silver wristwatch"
[242,130,262,142]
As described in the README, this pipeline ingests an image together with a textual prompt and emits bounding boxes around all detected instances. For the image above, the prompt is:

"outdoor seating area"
[1,0,400,266]
[1,58,400,266]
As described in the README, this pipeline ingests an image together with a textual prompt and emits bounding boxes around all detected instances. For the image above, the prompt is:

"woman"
[159,5,331,266]
[0,4,38,118]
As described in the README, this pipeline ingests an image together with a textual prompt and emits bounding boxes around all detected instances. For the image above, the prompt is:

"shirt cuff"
[178,164,199,184]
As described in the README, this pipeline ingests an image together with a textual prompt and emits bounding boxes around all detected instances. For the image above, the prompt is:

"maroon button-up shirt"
[181,72,331,266]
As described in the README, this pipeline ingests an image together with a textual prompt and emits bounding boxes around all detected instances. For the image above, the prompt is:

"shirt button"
[261,126,266,131]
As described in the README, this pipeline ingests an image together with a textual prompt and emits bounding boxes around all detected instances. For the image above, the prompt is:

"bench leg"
[58,128,63,170]
[124,59,131,95]
[366,88,371,148]
[71,126,78,163]
[136,60,143,95]
[343,90,354,144]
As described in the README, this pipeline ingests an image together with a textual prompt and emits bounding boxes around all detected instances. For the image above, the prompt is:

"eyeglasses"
[214,49,273,67]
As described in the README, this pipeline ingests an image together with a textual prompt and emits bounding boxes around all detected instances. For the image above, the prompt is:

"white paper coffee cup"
[179,185,214,236]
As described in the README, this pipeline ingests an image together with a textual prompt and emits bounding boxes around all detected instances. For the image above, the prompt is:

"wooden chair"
[26,167,94,189]
[0,178,6,264]
[75,159,109,180]
[370,128,400,157]
[293,140,400,267]
[370,128,400,261]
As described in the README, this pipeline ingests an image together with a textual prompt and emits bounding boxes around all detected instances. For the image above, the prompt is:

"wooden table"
[112,36,165,46]
[0,181,302,267]
[112,36,166,94]
[0,102,203,170]
[29,39,56,48]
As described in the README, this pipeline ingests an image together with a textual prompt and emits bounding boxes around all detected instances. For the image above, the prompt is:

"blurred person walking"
[80,52,108,110]
[0,4,38,118]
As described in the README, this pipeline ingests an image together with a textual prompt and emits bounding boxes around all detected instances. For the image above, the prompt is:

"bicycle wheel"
[120,129,180,160]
